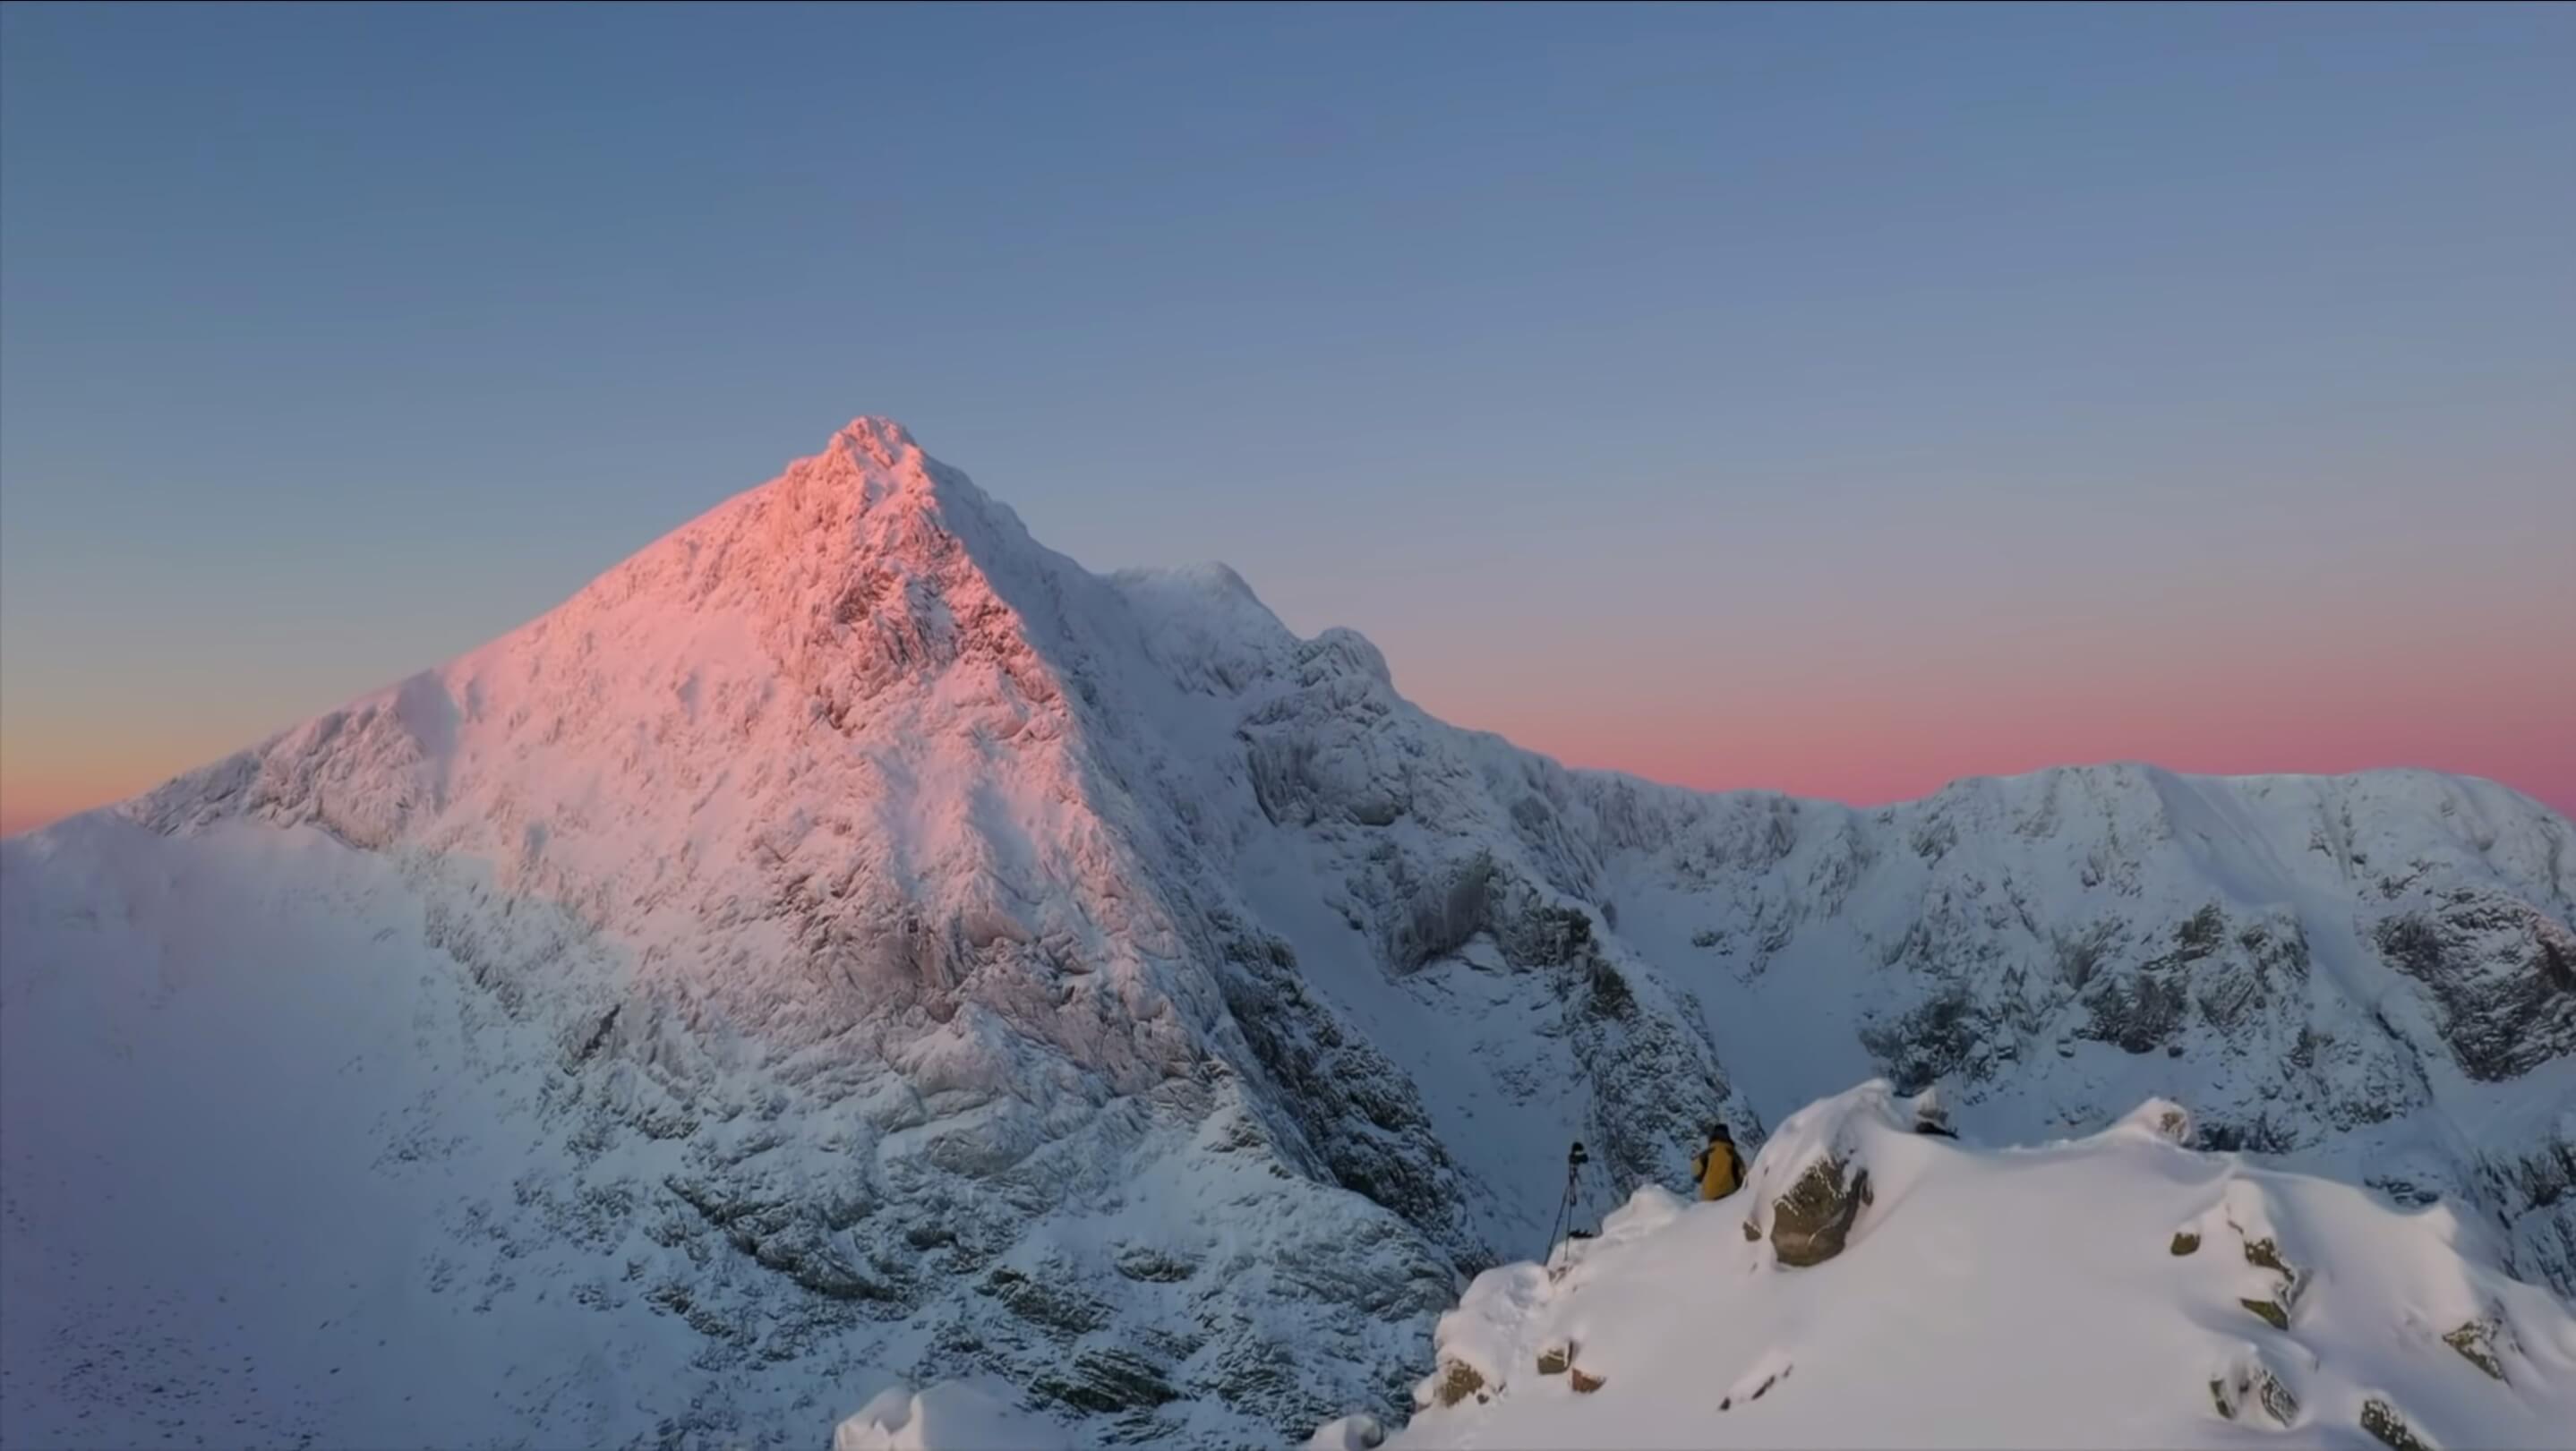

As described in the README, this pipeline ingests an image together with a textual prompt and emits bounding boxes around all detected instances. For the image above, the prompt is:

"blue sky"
[4,2,2572,828]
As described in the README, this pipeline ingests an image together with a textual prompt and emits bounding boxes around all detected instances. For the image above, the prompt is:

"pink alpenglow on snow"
[6,417,2571,835]
[5,416,2573,1449]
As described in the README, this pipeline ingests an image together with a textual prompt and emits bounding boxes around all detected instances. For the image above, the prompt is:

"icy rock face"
[1587,764,2576,1293]
[2373,893,2576,1081]
[5,420,2574,1450]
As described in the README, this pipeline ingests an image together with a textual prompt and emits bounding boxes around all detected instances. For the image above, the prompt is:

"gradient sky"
[4,2,2572,835]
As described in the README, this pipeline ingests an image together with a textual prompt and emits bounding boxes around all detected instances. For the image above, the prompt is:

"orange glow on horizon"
[1,777,129,838]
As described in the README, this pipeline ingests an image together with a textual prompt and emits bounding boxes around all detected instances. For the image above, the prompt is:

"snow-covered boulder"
[6,418,2572,1449]
[1739,1083,1910,1267]
[1386,1084,2576,1449]
[1305,1413,1389,1449]
[831,1380,1071,1451]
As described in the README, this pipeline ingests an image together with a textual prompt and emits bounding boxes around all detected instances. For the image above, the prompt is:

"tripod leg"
[1544,1169,1578,1266]
[1545,1165,1581,1265]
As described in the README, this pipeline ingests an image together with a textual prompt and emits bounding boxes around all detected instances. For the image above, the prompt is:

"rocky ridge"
[3,420,2570,1448]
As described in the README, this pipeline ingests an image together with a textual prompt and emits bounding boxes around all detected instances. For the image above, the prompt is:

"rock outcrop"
[6,420,2572,1450]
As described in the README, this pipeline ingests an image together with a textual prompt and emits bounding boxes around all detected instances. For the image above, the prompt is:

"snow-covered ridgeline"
[4,420,2571,1448]
[1378,1083,2576,1450]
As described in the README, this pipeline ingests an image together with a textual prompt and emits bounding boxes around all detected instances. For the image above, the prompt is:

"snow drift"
[4,419,2572,1448]
[1390,1082,2576,1450]
[831,1380,1069,1451]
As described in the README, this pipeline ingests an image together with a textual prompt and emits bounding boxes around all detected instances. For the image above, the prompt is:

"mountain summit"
[5,422,2572,1448]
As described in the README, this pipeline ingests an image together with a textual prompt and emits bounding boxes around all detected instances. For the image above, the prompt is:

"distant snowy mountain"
[1365,1084,2576,1451]
[4,419,2571,1448]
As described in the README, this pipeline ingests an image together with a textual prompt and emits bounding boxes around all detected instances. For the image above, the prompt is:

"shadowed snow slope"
[1391,1083,2576,1450]
[4,420,2572,1448]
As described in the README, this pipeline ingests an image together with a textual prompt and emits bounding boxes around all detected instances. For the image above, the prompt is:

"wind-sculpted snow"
[4,420,2572,1449]
[1386,1082,2576,1450]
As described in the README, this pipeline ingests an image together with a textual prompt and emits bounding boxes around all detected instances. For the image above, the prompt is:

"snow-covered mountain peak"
[803,415,999,530]
[7,418,2572,1449]
[124,421,1145,1041]
[831,414,925,467]
[700,415,1039,591]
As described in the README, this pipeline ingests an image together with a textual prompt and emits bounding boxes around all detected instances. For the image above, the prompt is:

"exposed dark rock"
[2375,900,2576,1081]
[663,1174,907,1306]
[1584,960,1635,1020]
[2443,1313,2509,1381]
[1031,1348,1180,1414]
[2236,1230,2304,1331]
[2176,904,2226,961]
[2209,1358,2298,1426]
[2241,1235,2289,1276]
[2079,971,2188,1054]
[1502,901,1596,970]
[1858,980,1990,1089]
[1425,1361,1485,1409]
[1111,1244,1199,1284]
[2360,1397,2431,1451]
[1770,1157,1872,1268]
[1718,1364,1784,1410]
[1213,926,1481,1267]
[980,1267,1111,1337]
[2200,1114,2305,1156]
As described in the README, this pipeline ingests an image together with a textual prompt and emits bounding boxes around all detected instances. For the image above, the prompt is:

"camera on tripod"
[1551,1139,1598,1250]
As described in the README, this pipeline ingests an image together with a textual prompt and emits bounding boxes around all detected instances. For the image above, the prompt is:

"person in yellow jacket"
[1692,1122,1744,1201]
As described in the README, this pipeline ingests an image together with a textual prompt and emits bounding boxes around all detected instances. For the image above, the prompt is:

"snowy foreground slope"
[1366,1085,2576,1451]
[4,420,2572,1448]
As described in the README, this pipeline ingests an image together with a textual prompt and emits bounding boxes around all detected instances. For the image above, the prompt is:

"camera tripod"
[1543,1139,1589,1265]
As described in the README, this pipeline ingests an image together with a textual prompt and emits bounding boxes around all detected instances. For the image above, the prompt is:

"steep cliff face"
[4,421,2569,1449]
[1567,765,2576,1295]
[1155,602,2576,1302]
